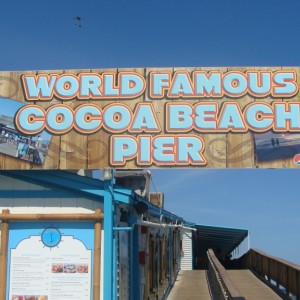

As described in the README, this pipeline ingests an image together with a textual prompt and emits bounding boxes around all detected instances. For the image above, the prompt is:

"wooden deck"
[167,270,211,300]
[167,269,282,300]
[228,270,282,300]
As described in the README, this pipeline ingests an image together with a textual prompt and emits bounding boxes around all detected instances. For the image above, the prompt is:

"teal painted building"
[0,170,188,300]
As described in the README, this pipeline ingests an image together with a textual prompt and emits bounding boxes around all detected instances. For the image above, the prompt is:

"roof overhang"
[0,170,184,222]
[195,224,249,258]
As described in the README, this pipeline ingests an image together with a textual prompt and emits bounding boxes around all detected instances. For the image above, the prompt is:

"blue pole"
[113,228,117,300]
[169,228,173,284]
[111,226,135,300]
[104,186,114,300]
[131,225,140,300]
[130,227,134,300]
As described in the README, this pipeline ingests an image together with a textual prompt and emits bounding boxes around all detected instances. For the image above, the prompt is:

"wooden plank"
[0,210,104,221]
[228,270,282,299]
[87,68,117,169]
[282,65,300,102]
[116,67,146,169]
[59,69,89,170]
[93,216,102,300]
[226,67,255,168]
[199,67,228,168]
[251,66,277,169]
[167,271,211,300]
[144,67,172,169]
[0,71,20,100]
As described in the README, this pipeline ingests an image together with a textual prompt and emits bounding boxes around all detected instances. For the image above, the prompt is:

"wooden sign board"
[1,67,300,169]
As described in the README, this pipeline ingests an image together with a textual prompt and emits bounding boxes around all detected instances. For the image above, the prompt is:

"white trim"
[136,219,196,231]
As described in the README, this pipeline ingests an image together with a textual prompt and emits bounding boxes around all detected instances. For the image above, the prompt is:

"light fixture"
[102,168,112,181]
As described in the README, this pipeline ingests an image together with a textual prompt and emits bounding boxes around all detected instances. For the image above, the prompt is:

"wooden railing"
[236,248,300,299]
[207,249,245,300]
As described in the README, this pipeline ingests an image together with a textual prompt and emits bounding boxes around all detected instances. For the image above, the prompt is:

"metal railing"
[207,249,245,300]
[236,248,300,299]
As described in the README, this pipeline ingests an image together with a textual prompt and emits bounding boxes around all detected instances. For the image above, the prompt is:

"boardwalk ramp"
[227,270,281,300]
[167,269,281,300]
[167,249,285,299]
[167,270,211,300]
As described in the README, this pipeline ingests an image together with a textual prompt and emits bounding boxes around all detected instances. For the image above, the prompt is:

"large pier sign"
[1,67,300,169]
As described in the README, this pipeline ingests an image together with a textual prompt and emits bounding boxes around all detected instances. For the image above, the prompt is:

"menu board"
[7,222,94,300]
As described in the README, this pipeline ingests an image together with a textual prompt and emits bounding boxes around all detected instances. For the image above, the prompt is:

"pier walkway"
[227,270,281,300]
[167,269,282,299]
[168,226,300,300]
[167,270,211,300]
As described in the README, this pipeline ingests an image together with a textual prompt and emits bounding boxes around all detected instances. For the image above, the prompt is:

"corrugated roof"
[195,224,248,258]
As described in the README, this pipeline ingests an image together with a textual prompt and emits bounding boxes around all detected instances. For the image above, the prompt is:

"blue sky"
[150,169,300,263]
[1,0,300,70]
[1,0,300,264]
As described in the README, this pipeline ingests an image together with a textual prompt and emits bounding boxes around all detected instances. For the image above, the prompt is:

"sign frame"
[0,209,103,300]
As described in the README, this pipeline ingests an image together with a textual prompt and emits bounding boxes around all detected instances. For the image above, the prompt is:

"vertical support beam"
[286,265,289,296]
[260,253,263,276]
[113,226,135,300]
[169,228,173,284]
[0,209,9,300]
[112,229,117,300]
[93,210,102,300]
[267,257,270,282]
[296,270,299,300]
[103,187,114,300]
[144,228,150,300]
[250,250,253,269]
[131,225,140,300]
[276,261,280,288]
[129,228,133,300]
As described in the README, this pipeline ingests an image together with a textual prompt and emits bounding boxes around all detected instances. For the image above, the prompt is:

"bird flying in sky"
[74,16,84,21]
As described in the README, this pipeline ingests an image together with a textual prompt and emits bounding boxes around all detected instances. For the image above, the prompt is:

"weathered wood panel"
[87,68,117,169]
[0,67,299,169]
[59,69,89,170]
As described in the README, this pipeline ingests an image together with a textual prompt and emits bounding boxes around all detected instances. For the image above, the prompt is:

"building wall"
[0,173,185,300]
[139,225,182,300]
[0,173,104,300]
[180,229,193,270]
[115,206,131,300]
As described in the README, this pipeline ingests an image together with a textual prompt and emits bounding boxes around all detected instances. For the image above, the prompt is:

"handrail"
[237,248,300,299]
[207,249,245,300]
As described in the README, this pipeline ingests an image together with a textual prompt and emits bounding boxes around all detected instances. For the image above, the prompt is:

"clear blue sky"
[1,0,300,264]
